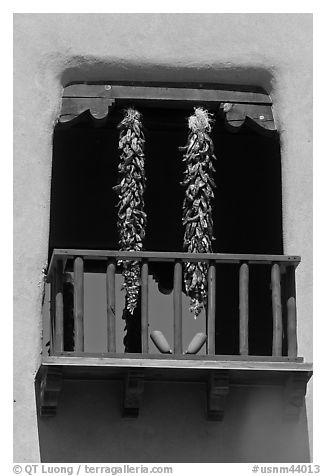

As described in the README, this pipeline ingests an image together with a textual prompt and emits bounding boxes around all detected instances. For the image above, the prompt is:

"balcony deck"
[39,353,311,384]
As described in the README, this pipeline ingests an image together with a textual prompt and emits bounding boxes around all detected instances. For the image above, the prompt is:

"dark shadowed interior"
[49,103,283,355]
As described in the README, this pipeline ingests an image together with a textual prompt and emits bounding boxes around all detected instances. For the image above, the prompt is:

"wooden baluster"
[173,260,183,354]
[74,257,84,352]
[54,260,64,353]
[239,262,249,356]
[106,259,116,353]
[271,263,283,356]
[286,266,298,358]
[207,262,216,355]
[141,260,149,353]
[49,280,55,355]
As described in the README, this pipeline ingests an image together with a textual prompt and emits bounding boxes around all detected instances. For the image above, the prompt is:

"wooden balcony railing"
[38,248,313,419]
[46,249,301,359]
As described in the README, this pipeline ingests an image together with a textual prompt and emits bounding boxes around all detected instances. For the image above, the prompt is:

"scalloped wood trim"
[58,83,276,135]
[219,102,276,136]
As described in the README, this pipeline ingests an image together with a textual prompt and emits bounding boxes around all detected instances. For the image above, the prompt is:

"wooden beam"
[106,260,116,353]
[63,83,272,104]
[73,257,84,352]
[43,351,304,364]
[206,370,230,421]
[47,249,301,280]
[271,263,283,356]
[173,260,183,354]
[122,371,144,418]
[207,263,216,355]
[141,260,149,353]
[59,84,274,125]
[54,260,64,353]
[239,262,249,356]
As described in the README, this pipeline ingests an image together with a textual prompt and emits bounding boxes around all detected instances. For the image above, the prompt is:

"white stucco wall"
[13,13,312,462]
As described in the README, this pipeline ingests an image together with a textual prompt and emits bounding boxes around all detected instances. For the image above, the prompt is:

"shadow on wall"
[36,381,310,463]
[60,61,275,95]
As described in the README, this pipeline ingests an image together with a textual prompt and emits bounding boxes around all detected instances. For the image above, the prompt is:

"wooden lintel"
[206,370,230,421]
[38,367,63,417]
[122,371,145,418]
[59,83,273,125]
[283,372,311,421]
[63,84,271,103]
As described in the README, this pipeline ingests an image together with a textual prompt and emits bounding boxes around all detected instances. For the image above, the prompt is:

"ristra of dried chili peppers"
[180,107,216,317]
[114,108,147,314]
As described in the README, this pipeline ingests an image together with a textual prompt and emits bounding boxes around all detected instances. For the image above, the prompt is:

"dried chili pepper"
[114,108,147,314]
[180,107,216,317]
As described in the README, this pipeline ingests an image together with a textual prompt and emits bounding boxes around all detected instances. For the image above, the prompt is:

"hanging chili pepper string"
[180,107,216,317]
[114,108,147,314]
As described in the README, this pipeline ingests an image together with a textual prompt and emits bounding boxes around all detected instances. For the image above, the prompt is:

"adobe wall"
[13,13,313,462]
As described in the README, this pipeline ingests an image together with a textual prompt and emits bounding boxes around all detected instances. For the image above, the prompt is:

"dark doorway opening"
[49,103,283,355]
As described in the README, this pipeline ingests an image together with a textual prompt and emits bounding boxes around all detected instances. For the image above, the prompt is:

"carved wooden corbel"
[59,98,115,125]
[38,366,63,417]
[206,370,230,421]
[283,372,311,421]
[122,371,145,418]
[219,102,276,136]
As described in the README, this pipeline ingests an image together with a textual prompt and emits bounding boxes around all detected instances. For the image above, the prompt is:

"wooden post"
[286,266,298,358]
[271,263,283,356]
[49,280,55,355]
[173,260,183,354]
[54,260,64,353]
[106,259,116,353]
[73,257,84,352]
[141,260,149,353]
[207,262,216,355]
[239,262,249,356]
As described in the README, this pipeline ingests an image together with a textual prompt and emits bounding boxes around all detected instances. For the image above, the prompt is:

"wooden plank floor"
[39,354,312,387]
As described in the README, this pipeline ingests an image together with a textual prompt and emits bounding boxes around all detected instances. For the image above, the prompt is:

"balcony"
[36,249,312,420]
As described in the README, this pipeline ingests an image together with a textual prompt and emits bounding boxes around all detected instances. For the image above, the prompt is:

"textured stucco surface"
[13,13,312,462]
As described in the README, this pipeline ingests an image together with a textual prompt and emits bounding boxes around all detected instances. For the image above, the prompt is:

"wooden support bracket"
[38,367,63,417]
[283,372,311,421]
[219,102,276,136]
[122,371,145,418]
[59,98,116,124]
[206,370,230,421]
